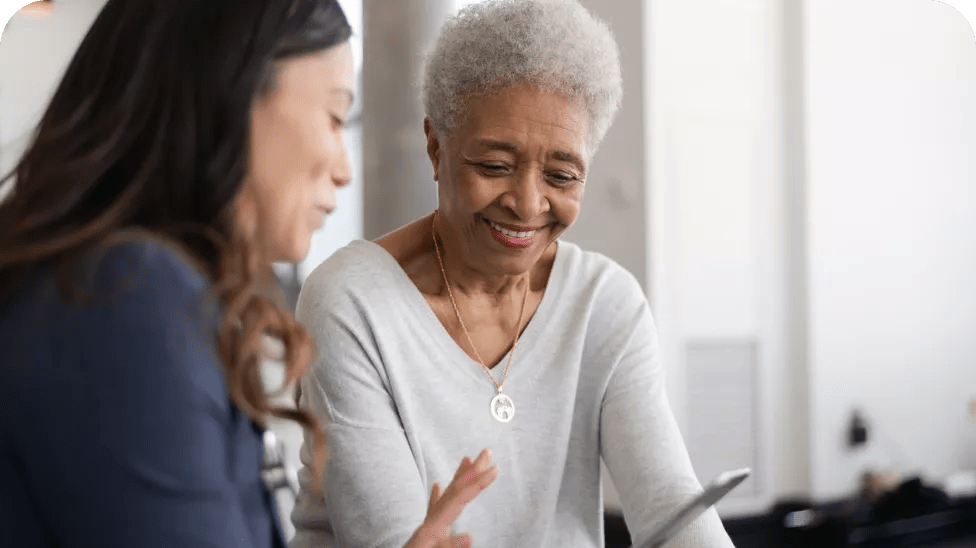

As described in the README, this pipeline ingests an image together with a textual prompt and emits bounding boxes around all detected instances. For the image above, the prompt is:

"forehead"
[453,85,588,158]
[274,43,355,103]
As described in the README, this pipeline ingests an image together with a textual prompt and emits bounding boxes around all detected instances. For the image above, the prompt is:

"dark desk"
[604,495,976,548]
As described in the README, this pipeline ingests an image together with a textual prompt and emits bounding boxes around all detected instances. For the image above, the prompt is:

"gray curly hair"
[422,0,622,157]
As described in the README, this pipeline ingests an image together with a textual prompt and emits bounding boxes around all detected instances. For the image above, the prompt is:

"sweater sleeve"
[597,268,735,548]
[7,243,270,548]
[290,260,427,548]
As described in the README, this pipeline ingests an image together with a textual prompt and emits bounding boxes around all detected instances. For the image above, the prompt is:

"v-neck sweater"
[289,239,735,548]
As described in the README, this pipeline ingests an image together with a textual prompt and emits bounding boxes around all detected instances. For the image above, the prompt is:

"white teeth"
[490,221,536,239]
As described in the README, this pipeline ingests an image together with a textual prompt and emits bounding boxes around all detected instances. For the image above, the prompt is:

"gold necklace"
[431,210,527,423]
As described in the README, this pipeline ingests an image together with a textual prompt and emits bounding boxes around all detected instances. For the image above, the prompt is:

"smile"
[488,220,537,239]
[484,218,542,249]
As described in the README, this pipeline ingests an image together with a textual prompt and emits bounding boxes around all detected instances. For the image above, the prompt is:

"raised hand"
[404,449,499,548]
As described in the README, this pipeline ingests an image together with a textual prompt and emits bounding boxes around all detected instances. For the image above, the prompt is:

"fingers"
[450,456,473,484]
[424,449,499,532]
[410,450,496,548]
[471,448,491,472]
[427,482,442,514]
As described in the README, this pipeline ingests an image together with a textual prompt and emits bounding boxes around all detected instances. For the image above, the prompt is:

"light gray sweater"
[290,239,734,548]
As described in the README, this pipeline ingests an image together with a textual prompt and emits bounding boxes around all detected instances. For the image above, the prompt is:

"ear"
[424,118,441,182]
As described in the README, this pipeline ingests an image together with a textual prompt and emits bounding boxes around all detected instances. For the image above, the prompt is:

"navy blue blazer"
[0,242,286,548]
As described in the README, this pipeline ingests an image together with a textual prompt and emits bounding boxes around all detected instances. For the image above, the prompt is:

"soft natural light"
[337,0,362,74]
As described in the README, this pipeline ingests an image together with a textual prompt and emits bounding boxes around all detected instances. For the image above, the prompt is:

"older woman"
[291,1,735,547]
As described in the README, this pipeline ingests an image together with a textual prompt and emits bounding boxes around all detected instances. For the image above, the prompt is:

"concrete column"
[361,0,454,239]
[571,0,649,288]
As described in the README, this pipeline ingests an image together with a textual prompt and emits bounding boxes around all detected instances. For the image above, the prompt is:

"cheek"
[448,169,503,210]
[251,104,331,184]
[264,185,316,261]
[247,104,333,260]
[552,187,584,225]
[242,171,315,259]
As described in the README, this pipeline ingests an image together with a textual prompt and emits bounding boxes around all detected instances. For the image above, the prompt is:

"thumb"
[427,482,442,514]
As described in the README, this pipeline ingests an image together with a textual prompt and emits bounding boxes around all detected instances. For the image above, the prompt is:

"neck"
[439,237,530,299]
[432,212,534,299]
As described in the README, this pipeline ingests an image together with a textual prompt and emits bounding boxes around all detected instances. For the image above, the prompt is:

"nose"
[499,166,550,220]
[332,135,353,188]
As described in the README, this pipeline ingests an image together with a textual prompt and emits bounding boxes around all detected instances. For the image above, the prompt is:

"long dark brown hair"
[0,0,351,481]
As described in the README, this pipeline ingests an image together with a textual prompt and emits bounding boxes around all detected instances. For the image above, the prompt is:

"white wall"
[647,0,976,511]
[564,0,649,285]
[646,0,801,515]
[0,0,105,198]
[804,0,976,500]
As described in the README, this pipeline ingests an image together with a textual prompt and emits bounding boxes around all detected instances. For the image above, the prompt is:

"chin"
[288,243,312,264]
[268,237,312,265]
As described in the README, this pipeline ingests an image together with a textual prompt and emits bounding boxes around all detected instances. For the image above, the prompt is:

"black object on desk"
[606,478,976,548]
[781,478,976,548]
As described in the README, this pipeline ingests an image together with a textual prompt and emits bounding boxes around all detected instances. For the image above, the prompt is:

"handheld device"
[633,467,752,548]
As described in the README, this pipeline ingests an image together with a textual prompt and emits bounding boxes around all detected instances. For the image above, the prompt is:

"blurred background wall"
[2,0,975,532]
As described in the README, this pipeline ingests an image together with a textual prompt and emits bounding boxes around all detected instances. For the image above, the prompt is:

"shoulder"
[64,238,219,347]
[1,237,226,414]
[301,240,396,297]
[297,239,403,321]
[76,241,227,398]
[2,237,213,327]
[87,238,211,300]
[555,240,645,303]
[65,238,218,335]
[550,240,653,344]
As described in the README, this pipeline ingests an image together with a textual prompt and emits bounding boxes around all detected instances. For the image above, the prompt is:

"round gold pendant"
[490,393,515,423]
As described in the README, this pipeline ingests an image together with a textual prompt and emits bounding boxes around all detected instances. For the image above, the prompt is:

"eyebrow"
[472,139,520,154]
[551,150,586,173]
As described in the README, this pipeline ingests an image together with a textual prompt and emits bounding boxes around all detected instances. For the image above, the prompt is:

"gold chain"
[431,211,528,392]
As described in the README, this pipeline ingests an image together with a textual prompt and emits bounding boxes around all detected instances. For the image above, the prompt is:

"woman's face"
[427,84,589,276]
[243,42,354,263]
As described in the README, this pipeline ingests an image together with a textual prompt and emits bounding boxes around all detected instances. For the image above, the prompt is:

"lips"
[312,205,333,229]
[484,218,541,249]
[488,220,537,239]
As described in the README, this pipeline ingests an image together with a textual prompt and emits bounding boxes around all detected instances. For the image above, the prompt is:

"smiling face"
[426,84,589,276]
[241,42,355,263]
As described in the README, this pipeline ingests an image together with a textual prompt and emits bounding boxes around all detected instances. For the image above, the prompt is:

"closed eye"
[548,171,581,185]
[476,163,510,176]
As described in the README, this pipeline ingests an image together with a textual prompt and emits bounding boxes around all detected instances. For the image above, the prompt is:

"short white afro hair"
[422,0,622,156]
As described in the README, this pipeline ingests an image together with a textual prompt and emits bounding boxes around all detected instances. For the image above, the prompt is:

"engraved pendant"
[490,391,515,423]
